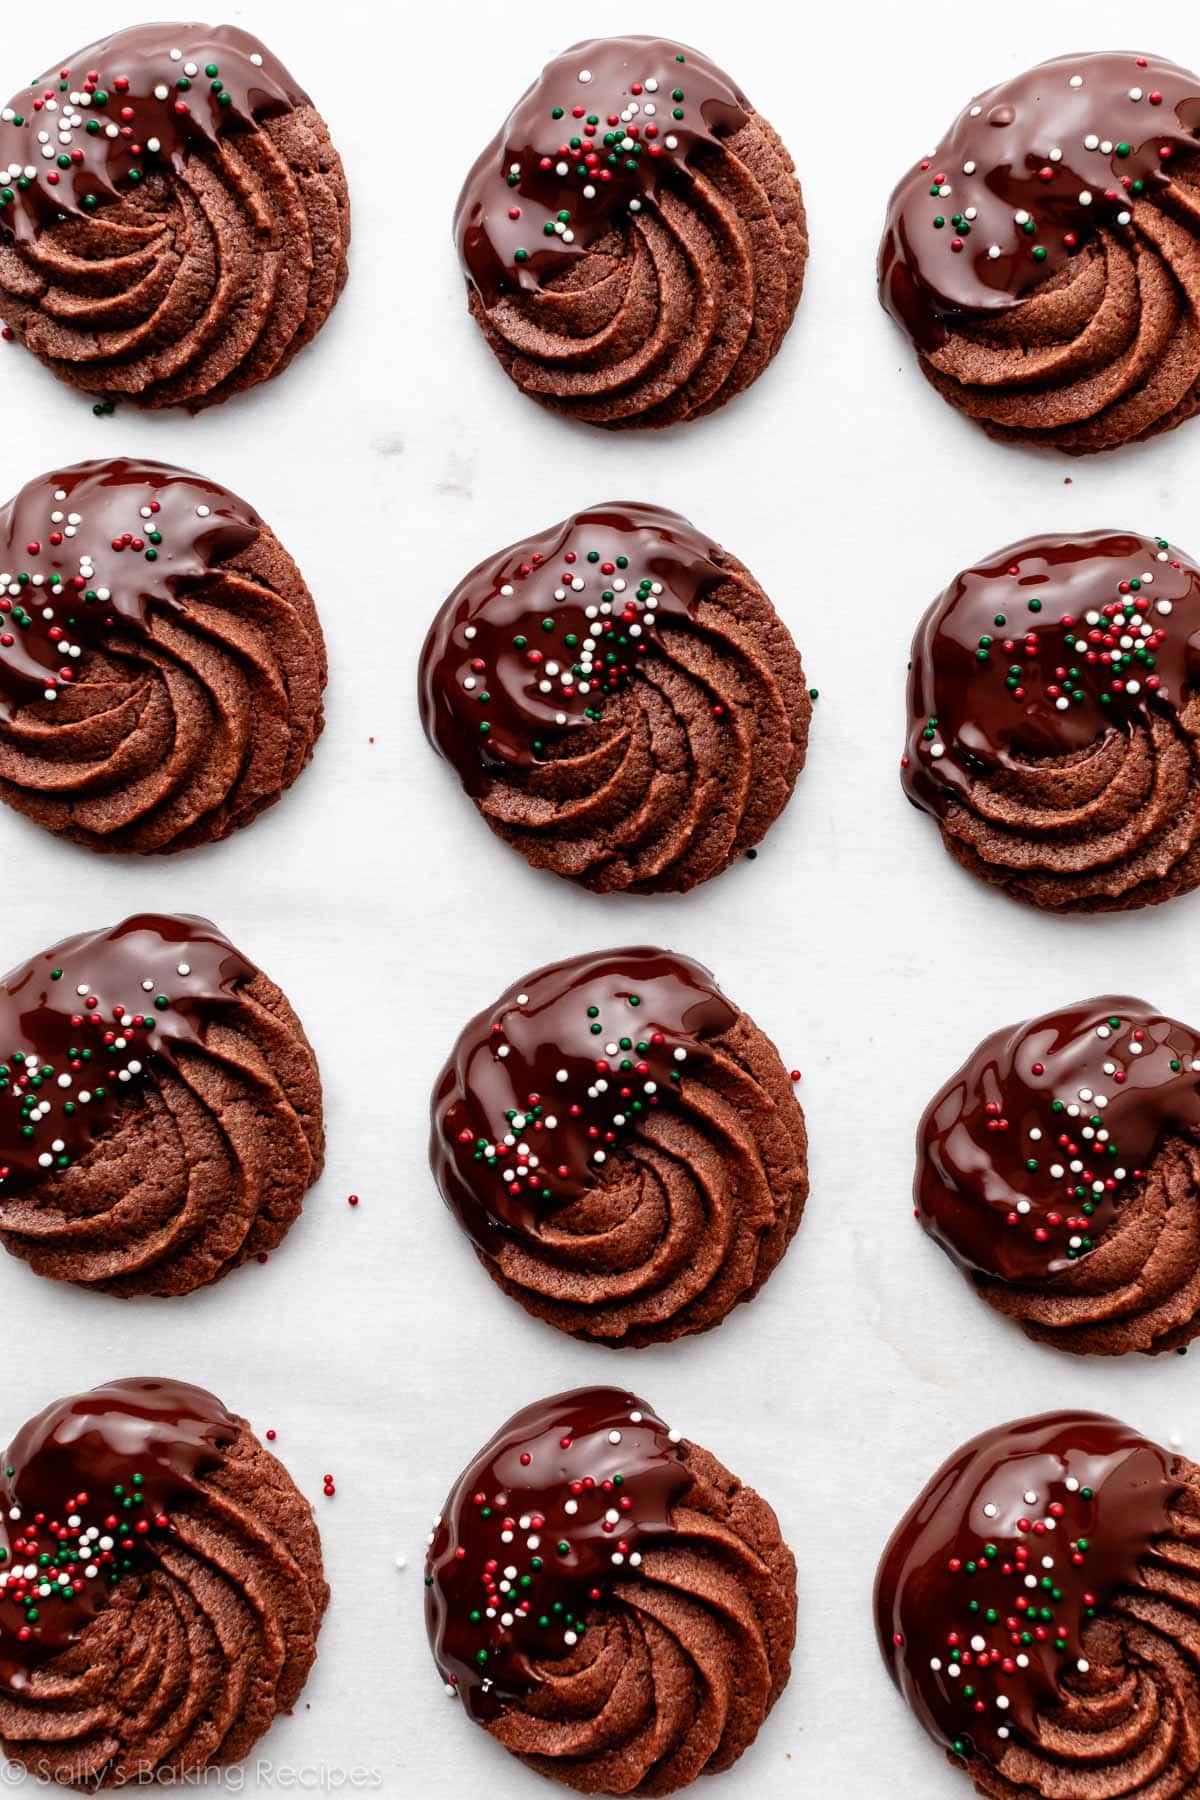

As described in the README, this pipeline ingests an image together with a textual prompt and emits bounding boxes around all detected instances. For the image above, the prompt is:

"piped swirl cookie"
[454,37,806,427]
[0,457,326,854]
[0,913,323,1296]
[0,22,349,409]
[426,1386,796,1793]
[419,502,811,893]
[917,996,1200,1356]
[902,529,1200,910]
[876,1411,1200,1799]
[880,52,1200,454]
[430,947,808,1346]
[0,1376,327,1789]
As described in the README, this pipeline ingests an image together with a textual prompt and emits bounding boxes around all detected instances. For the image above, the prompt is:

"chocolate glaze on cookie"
[904,530,1200,815]
[420,502,726,796]
[0,914,253,1192]
[431,947,737,1252]
[881,52,1200,352]
[917,997,1200,1283]
[0,24,306,246]
[426,1387,688,1721]
[0,460,259,718]
[875,1412,1179,1766]
[455,37,748,304]
[0,1378,236,1691]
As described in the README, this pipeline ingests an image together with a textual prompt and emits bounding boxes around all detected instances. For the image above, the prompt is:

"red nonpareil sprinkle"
[266,1429,277,1442]
[347,1193,359,1207]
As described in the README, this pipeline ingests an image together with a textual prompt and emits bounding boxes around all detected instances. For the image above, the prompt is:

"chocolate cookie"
[419,503,811,892]
[876,1410,1200,1798]
[0,458,326,854]
[426,1387,796,1793]
[430,947,807,1346]
[918,998,1200,1356]
[454,37,806,427]
[0,913,323,1296]
[0,1376,327,1789]
[0,23,349,409]
[903,529,1200,910]
[880,52,1200,454]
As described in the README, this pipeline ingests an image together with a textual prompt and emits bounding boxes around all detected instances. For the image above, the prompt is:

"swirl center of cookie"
[0,24,302,245]
[903,531,1200,815]
[0,916,253,1193]
[918,998,1200,1282]
[881,51,1200,346]
[455,37,748,301]
[425,1389,688,1720]
[0,461,258,721]
[0,1378,235,1692]
[877,1413,1178,1767]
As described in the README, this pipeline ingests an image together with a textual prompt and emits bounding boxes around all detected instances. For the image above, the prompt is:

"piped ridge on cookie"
[0,23,350,409]
[880,51,1200,454]
[0,1377,327,1788]
[875,1411,1200,1799]
[0,458,326,854]
[902,529,1200,910]
[430,947,808,1346]
[419,502,811,893]
[0,914,323,1295]
[455,37,806,427]
[426,1387,796,1794]
[917,997,1200,1354]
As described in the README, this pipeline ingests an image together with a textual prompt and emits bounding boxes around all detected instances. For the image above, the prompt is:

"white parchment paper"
[3,1,1200,1793]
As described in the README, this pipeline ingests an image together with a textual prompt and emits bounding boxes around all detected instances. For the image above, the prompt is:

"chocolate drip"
[902,530,1200,818]
[0,23,306,245]
[0,915,255,1191]
[879,52,1200,351]
[875,1412,1180,1765]
[425,1387,689,1721]
[418,502,726,796]
[454,37,749,306]
[917,997,1200,1283]
[430,947,738,1253]
[0,1377,236,1691]
[0,458,260,720]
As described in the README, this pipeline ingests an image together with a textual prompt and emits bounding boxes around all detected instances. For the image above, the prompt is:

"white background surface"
[2,0,1200,1794]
